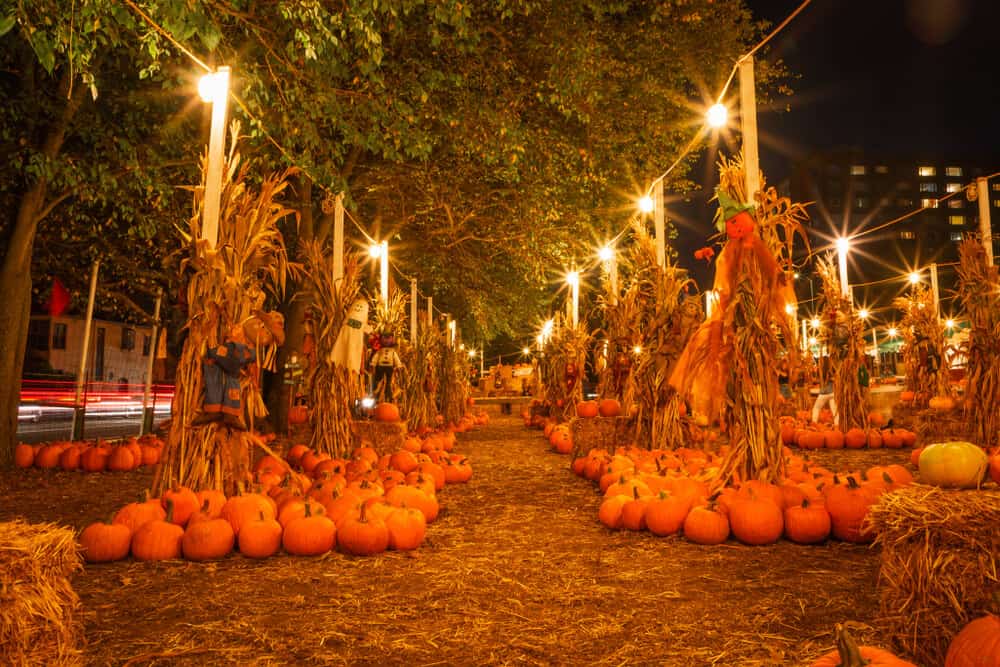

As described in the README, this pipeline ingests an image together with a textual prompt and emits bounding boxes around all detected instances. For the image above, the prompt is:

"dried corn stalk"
[816,256,868,430]
[155,126,296,495]
[956,237,1000,444]
[437,329,471,426]
[893,283,948,407]
[540,314,592,423]
[399,314,440,429]
[299,240,362,458]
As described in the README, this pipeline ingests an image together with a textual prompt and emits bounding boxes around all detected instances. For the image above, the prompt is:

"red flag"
[48,277,70,316]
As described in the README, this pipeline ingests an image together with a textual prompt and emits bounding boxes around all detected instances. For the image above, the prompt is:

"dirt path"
[1,414,891,666]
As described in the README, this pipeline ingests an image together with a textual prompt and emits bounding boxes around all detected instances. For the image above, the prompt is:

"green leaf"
[0,14,16,37]
[30,31,55,73]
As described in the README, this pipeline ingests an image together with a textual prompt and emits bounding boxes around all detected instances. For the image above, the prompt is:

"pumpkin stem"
[304,503,312,518]
[846,476,861,490]
[801,498,811,509]
[164,498,174,524]
[358,502,368,524]
[632,487,640,500]
[882,472,894,484]
[833,624,870,667]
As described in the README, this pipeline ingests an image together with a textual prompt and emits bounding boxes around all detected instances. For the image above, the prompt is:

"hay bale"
[351,420,408,454]
[570,416,634,456]
[867,484,1000,666]
[916,408,971,442]
[0,520,83,666]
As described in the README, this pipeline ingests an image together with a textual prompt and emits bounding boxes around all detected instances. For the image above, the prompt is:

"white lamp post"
[599,244,618,305]
[198,66,231,249]
[836,237,851,300]
[566,271,579,327]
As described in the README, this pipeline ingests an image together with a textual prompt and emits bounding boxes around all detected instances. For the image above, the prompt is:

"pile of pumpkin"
[573,439,999,545]
[780,412,919,451]
[78,432,473,563]
[14,435,164,472]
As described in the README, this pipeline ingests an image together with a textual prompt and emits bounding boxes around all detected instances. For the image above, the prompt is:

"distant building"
[789,150,999,310]
[26,315,165,386]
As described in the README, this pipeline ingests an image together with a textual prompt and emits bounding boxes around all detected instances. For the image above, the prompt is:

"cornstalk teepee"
[539,315,592,423]
[956,237,1000,444]
[670,155,807,487]
[298,240,361,458]
[437,327,471,427]
[815,256,868,430]
[399,313,441,430]
[893,283,948,408]
[154,130,295,495]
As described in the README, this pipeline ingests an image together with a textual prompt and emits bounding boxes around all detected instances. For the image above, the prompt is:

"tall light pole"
[72,261,100,440]
[198,66,231,249]
[369,241,388,304]
[836,237,851,300]
[738,56,760,203]
[566,271,579,327]
[333,193,345,281]
[599,245,618,305]
[977,177,993,265]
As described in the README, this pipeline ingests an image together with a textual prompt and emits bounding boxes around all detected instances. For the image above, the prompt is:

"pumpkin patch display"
[15,435,165,473]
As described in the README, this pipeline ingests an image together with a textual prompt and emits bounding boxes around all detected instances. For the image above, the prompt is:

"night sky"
[676,0,1000,289]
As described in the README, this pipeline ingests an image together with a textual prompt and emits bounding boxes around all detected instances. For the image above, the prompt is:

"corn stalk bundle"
[893,283,948,407]
[956,238,1000,445]
[298,240,362,458]
[155,129,295,495]
[815,256,868,430]
[540,315,593,422]
[437,332,471,427]
[670,155,807,487]
[615,223,701,448]
[399,314,441,429]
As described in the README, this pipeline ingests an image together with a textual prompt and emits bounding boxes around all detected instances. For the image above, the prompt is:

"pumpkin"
[389,450,419,475]
[881,429,904,449]
[682,503,730,545]
[783,499,831,544]
[59,446,83,471]
[140,444,160,466]
[238,511,283,558]
[182,518,235,561]
[161,486,199,526]
[282,504,336,556]
[286,443,310,466]
[14,442,35,468]
[443,456,473,484]
[598,493,630,530]
[288,404,308,424]
[131,500,184,561]
[900,390,915,403]
[810,624,916,666]
[113,494,166,534]
[825,476,877,543]
[34,444,64,469]
[645,491,690,537]
[385,506,427,551]
[728,494,784,545]
[824,430,845,449]
[107,447,134,472]
[868,411,886,427]
[576,400,599,418]
[918,441,989,489]
[991,451,1000,485]
[945,614,1000,667]
[373,402,401,422]
[337,503,389,556]
[844,428,867,449]
[277,499,328,529]
[620,488,650,531]
[194,490,227,520]
[929,395,956,410]
[79,520,132,563]
[221,490,277,535]
[598,398,622,417]
[549,426,573,454]
[799,431,826,450]
[386,484,439,523]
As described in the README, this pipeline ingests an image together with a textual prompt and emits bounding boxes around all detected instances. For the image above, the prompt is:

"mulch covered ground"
[0,413,915,666]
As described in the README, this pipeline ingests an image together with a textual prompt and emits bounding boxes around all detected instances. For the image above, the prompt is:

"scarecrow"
[370,332,405,401]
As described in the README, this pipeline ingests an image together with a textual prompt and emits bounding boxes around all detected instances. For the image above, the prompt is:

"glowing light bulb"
[810,317,821,329]
[859,309,870,319]
[522,347,531,355]
[908,271,921,284]
[784,304,795,316]
[368,243,382,259]
[566,271,579,287]
[836,237,850,254]
[808,336,818,346]
[888,327,898,337]
[945,319,955,329]
[468,349,476,358]
[638,195,654,214]
[707,103,728,128]
[633,346,642,355]
[198,70,229,103]
[598,246,614,262]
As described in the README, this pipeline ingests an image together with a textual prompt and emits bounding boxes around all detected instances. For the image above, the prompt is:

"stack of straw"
[867,484,1000,666]
[0,520,82,666]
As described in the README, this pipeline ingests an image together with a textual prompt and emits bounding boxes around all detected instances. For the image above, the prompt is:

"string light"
[706,103,728,128]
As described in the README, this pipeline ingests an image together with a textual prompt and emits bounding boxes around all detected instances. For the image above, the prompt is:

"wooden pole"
[930,262,940,320]
[427,296,433,325]
[801,318,808,353]
[201,66,230,249]
[609,252,619,305]
[379,240,388,304]
[977,177,993,266]
[410,279,417,341]
[72,261,100,440]
[654,179,665,267]
[140,292,162,435]
[738,56,760,203]
[333,193,345,281]
[837,242,850,300]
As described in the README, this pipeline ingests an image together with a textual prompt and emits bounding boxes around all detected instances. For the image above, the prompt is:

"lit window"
[994,199,1000,208]
[945,183,961,193]
[855,196,869,209]
[875,165,889,174]
[850,165,866,175]
[918,166,936,177]
[993,183,1000,192]
[900,231,915,240]
[949,215,965,226]
[919,182,938,193]
[950,232,963,242]
[920,198,938,208]
[948,199,963,209]
[945,166,962,177]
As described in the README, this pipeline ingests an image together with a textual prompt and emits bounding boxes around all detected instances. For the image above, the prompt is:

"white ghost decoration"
[331,298,370,372]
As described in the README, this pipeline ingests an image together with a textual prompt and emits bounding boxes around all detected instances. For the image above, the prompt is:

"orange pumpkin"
[810,625,916,666]
[945,614,1000,667]
[575,400,599,418]
[373,402,401,422]
[598,398,622,417]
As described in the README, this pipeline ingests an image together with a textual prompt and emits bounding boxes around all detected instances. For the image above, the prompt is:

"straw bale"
[867,484,1000,666]
[0,520,83,666]
[570,416,635,456]
[916,408,971,442]
[352,420,408,454]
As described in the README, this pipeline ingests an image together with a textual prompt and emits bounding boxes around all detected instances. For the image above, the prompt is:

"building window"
[994,199,1000,208]
[896,181,913,191]
[52,323,67,350]
[850,165,866,175]
[121,328,136,351]
[900,231,915,240]
[948,199,964,209]
[918,166,936,177]
[950,231,963,242]
[875,165,889,174]
[854,196,869,210]
[920,198,938,209]
[829,197,842,209]
[945,183,962,193]
[949,215,965,226]
[898,197,914,208]
[993,183,1000,192]
[28,319,51,351]
[142,334,152,357]
[919,182,938,193]
[879,196,892,207]
[945,166,962,177]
